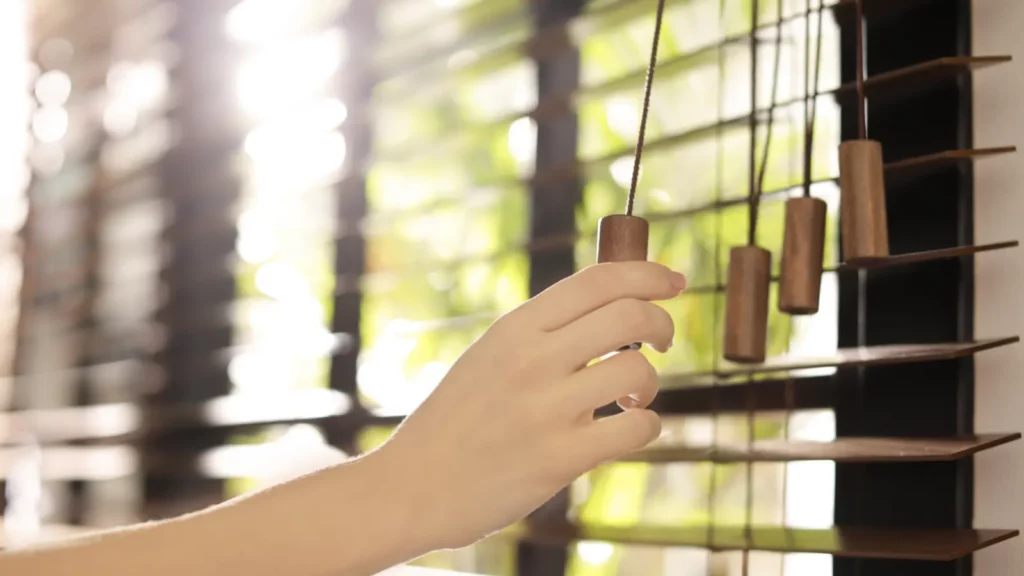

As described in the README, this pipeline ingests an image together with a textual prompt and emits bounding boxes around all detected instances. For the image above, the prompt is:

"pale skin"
[0,261,686,576]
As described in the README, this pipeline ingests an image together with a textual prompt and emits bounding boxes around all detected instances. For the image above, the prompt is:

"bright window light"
[236,210,278,264]
[226,0,313,44]
[33,70,71,107]
[507,116,536,175]
[254,261,310,301]
[31,107,68,144]
[248,129,346,191]
[236,30,345,118]
[244,98,347,159]
[605,97,640,140]
[576,541,615,565]
[610,156,637,189]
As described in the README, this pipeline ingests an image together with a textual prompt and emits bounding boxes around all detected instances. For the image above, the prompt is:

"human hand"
[372,262,686,551]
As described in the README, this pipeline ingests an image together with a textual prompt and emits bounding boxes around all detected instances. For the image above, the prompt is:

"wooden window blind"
[1,2,1021,576]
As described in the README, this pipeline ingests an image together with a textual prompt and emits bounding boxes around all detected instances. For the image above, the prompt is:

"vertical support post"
[148,0,241,519]
[833,3,974,576]
[327,0,377,452]
[517,1,585,575]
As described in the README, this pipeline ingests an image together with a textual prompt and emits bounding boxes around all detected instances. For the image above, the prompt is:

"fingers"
[578,409,662,466]
[517,262,686,332]
[558,350,659,414]
[549,298,675,370]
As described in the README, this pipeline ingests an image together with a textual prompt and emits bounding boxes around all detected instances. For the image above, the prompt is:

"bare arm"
[0,262,685,576]
[0,451,433,576]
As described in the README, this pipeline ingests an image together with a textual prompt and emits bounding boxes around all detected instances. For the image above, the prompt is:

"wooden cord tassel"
[595,0,663,352]
[779,197,827,314]
[724,246,771,363]
[597,215,649,351]
[839,140,889,260]
[724,0,780,364]
[840,0,889,261]
[779,0,828,315]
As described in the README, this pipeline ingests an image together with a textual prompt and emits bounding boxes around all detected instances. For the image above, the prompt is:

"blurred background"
[0,0,843,574]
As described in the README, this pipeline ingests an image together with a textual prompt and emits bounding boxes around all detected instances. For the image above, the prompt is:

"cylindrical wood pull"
[597,215,649,263]
[597,214,650,351]
[839,139,889,261]
[724,245,771,364]
[779,196,827,315]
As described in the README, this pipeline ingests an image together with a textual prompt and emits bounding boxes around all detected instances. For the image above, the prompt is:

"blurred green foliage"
[359,0,839,573]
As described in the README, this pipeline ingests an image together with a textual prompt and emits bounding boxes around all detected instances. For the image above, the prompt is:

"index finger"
[516,262,686,332]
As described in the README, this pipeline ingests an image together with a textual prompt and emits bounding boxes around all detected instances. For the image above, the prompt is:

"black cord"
[625,0,669,216]
[856,0,867,139]
[747,0,759,243]
[748,0,784,246]
[803,0,825,197]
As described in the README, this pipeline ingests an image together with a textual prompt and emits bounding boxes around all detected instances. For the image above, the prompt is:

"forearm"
[0,452,432,576]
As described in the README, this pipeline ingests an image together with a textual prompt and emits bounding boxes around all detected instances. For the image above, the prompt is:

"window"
[2,1,1013,575]
[567,1,839,574]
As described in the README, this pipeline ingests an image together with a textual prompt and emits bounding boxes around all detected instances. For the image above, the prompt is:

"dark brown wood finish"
[10,433,1016,482]
[832,56,1010,107]
[779,197,828,314]
[376,0,971,96]
[0,374,834,446]
[380,51,1009,166]
[596,215,649,263]
[624,433,1022,463]
[840,240,1019,270]
[840,139,890,259]
[515,522,1019,562]
[27,340,1013,447]
[324,146,1015,290]
[884,145,1017,187]
[723,246,771,364]
[694,337,1017,380]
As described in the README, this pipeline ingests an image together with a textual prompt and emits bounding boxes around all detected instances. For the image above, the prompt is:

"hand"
[372,262,686,551]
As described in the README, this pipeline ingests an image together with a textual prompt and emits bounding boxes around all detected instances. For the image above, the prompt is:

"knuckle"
[614,299,650,330]
[618,350,653,379]
[583,264,618,298]
[580,262,611,285]
[632,410,662,445]
[620,352,659,404]
[654,305,675,336]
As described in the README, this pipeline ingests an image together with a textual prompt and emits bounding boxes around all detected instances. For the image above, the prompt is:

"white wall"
[973,0,1024,573]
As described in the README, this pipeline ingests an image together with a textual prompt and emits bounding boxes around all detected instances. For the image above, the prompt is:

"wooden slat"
[0,446,138,481]
[841,241,1019,270]
[886,146,1017,187]
[651,374,837,413]
[6,433,1019,480]
[2,373,829,446]
[683,337,1019,381]
[834,56,1010,107]
[377,0,935,91]
[378,48,1008,161]
[335,145,1015,284]
[517,522,1019,561]
[624,434,1022,463]
[362,141,1014,268]
[0,389,357,445]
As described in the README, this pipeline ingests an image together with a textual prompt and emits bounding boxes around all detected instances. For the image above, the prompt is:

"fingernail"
[670,272,687,291]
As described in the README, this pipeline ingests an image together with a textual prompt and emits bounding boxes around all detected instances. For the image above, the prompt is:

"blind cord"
[803,0,825,197]
[625,0,669,216]
[856,0,867,139]
[748,0,785,246]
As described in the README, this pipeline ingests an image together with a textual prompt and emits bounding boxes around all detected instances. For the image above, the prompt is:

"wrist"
[344,444,443,561]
